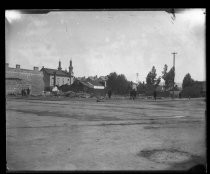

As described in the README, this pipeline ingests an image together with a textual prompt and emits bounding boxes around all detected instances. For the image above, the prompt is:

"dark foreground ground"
[6,97,206,171]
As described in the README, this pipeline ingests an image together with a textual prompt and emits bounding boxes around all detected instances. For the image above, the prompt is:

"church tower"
[69,60,73,84]
[58,60,62,71]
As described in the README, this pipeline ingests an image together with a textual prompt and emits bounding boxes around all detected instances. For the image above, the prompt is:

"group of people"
[21,88,30,96]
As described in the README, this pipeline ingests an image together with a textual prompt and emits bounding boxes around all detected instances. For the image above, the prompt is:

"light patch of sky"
[5,10,205,82]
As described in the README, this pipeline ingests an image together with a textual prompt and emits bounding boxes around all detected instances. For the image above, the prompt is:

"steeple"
[69,59,73,84]
[58,60,62,71]
[69,60,73,75]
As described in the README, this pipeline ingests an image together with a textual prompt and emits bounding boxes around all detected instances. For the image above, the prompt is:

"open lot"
[6,97,206,171]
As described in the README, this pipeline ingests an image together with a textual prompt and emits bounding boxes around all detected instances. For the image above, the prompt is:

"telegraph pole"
[172,52,177,99]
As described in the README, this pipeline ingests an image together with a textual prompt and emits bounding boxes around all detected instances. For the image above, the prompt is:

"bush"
[181,86,202,98]
[158,91,170,98]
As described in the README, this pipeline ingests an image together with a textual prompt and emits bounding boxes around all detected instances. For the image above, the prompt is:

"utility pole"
[172,52,177,99]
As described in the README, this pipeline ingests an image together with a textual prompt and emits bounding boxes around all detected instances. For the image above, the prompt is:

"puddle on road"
[7,108,121,121]
[137,148,196,164]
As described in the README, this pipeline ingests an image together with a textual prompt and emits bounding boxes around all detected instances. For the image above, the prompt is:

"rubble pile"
[61,91,94,98]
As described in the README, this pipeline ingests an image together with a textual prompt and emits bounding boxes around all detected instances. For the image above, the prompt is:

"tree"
[165,67,175,90]
[182,73,194,89]
[155,77,161,87]
[137,81,146,94]
[161,65,175,91]
[181,74,204,98]
[146,66,161,87]
[146,66,157,86]
[116,74,129,94]
[145,66,161,95]
[106,72,130,95]
[181,86,201,98]
[162,64,168,81]
[106,72,118,92]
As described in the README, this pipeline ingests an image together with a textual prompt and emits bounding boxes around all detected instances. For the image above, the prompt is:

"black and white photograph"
[5,9,206,172]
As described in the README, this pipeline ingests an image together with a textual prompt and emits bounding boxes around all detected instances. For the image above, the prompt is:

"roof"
[77,77,86,80]
[83,79,104,87]
[41,68,70,77]
[80,81,93,88]
[74,79,104,89]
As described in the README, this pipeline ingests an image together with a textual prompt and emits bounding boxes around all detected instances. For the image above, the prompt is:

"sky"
[5,9,205,83]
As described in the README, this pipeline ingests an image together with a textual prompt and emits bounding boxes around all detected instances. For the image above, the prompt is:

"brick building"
[5,63,44,95]
[40,60,74,91]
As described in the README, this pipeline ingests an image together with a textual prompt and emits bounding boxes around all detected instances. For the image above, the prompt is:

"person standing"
[27,88,30,96]
[154,90,157,101]
[108,89,112,99]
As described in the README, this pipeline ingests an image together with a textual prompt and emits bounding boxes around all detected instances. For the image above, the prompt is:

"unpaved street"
[6,97,206,170]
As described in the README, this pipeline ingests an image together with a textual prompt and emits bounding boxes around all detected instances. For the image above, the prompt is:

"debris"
[96,96,105,102]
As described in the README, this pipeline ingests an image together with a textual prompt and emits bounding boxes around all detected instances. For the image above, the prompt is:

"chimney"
[42,66,44,69]
[33,67,39,71]
[6,63,9,68]
[16,64,20,69]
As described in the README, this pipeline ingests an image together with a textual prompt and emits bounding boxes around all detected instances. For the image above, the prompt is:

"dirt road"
[6,97,206,170]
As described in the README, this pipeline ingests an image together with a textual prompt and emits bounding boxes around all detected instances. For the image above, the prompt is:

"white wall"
[50,75,70,86]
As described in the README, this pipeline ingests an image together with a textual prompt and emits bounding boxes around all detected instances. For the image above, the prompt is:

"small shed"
[60,79,105,97]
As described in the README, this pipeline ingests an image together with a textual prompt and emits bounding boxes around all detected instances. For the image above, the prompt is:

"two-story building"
[5,63,44,95]
[41,60,74,91]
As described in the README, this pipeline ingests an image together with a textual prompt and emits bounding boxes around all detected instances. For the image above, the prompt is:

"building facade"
[5,63,44,95]
[41,60,74,91]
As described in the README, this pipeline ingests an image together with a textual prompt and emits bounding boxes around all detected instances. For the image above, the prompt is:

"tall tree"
[161,65,175,91]
[116,74,129,94]
[146,66,161,87]
[106,72,130,94]
[165,67,175,90]
[161,64,168,89]
[107,72,118,92]
[137,81,146,94]
[182,73,194,89]
[146,66,157,86]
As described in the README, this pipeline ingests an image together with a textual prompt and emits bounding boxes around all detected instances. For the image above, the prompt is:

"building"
[73,79,105,96]
[76,75,108,88]
[41,60,74,91]
[5,63,44,95]
[59,78,105,96]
